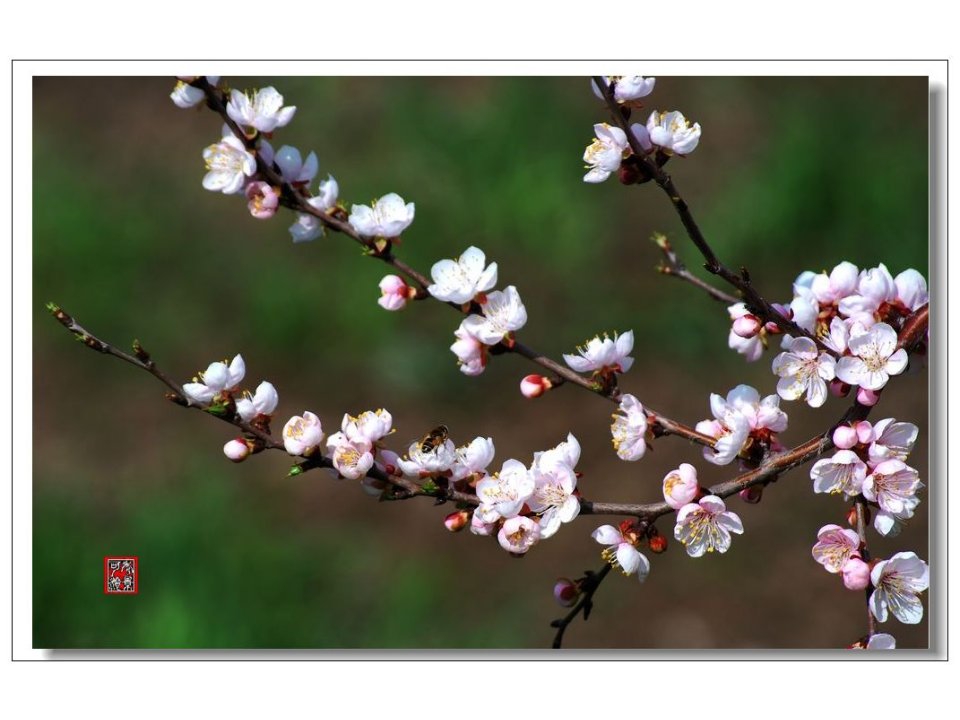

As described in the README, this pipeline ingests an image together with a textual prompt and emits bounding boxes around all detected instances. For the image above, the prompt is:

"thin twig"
[551,563,613,649]
[855,498,877,637]
[592,77,834,355]
[652,233,739,305]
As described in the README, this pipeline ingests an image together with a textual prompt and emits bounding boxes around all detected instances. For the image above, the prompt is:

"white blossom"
[592,524,650,580]
[236,381,279,421]
[397,438,457,477]
[450,319,487,375]
[476,459,534,522]
[528,453,579,539]
[894,269,928,312]
[591,76,656,103]
[772,336,837,408]
[610,393,648,461]
[563,331,634,375]
[868,418,919,466]
[835,322,908,391]
[583,123,629,183]
[170,76,219,108]
[341,409,393,446]
[326,432,374,480]
[348,193,416,238]
[498,516,541,555]
[461,286,528,345]
[202,135,256,195]
[282,411,324,456]
[450,436,496,481]
[810,450,867,497]
[427,246,498,304]
[869,552,929,624]
[644,110,701,156]
[183,354,246,403]
[862,460,922,517]
[674,495,744,557]
[226,86,296,134]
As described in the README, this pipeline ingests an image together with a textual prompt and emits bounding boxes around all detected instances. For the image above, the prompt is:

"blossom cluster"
[583,76,701,184]
[171,78,414,246]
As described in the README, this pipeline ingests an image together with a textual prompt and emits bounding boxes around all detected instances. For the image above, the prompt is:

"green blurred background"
[33,76,929,649]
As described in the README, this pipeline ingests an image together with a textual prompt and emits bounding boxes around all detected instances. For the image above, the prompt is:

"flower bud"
[833,424,859,450]
[663,463,699,510]
[443,510,470,533]
[378,274,411,311]
[553,578,580,607]
[842,557,871,591]
[856,387,881,407]
[829,379,851,398]
[739,486,763,504]
[223,438,251,462]
[732,314,762,338]
[648,534,668,553]
[520,374,553,398]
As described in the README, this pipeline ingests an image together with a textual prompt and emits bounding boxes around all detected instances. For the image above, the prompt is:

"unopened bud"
[520,374,553,398]
[553,578,580,607]
[833,424,859,450]
[856,387,881,407]
[846,503,871,527]
[739,486,763,504]
[443,510,470,533]
[732,314,762,338]
[648,535,668,553]
[223,438,251,462]
[829,379,851,398]
[842,557,871,591]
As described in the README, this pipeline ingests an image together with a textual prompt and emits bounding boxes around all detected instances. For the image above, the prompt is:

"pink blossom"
[811,524,861,573]
[663,463,700,510]
[498,516,541,554]
[674,495,744,557]
[245,181,279,219]
[378,274,411,311]
[810,450,867,497]
[592,523,650,579]
[842,558,871,591]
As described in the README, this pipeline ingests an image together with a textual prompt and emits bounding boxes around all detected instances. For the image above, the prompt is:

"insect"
[418,424,449,453]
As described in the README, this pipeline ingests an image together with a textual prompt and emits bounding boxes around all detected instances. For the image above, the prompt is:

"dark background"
[33,76,929,648]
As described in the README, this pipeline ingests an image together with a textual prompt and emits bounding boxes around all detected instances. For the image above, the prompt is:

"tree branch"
[550,563,613,649]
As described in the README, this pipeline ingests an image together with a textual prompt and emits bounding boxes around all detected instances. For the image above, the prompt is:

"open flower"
[450,436,496,481]
[170,76,219,108]
[397,438,457,477]
[236,381,279,422]
[583,123,629,183]
[592,76,656,103]
[260,142,318,185]
[838,264,897,326]
[348,193,416,238]
[592,523,650,580]
[663,463,700,510]
[498,516,541,555]
[226,86,296,134]
[862,460,922,516]
[772,336,837,408]
[533,433,581,474]
[835,322,908,391]
[563,331,634,375]
[183,354,246,403]
[245,181,280,219]
[610,393,648,461]
[868,419,919,466]
[288,213,323,243]
[308,175,339,212]
[811,524,861,574]
[874,496,920,538]
[476,459,534,522]
[869,552,929,624]
[325,432,375,480]
[674,495,744,557]
[810,450,868,497]
[644,110,701,156]
[529,458,579,539]
[201,135,256,194]
[696,385,782,466]
[341,409,393,446]
[282,411,324,456]
[810,261,860,306]
[894,269,928,312]
[461,286,528,345]
[427,246,498,304]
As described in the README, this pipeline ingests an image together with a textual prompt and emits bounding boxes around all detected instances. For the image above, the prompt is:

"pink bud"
[378,274,410,311]
[856,387,881,407]
[443,510,470,533]
[223,438,250,462]
[832,424,859,449]
[663,463,700,510]
[829,379,851,398]
[854,421,875,445]
[553,578,580,607]
[520,374,553,398]
[732,314,761,338]
[842,557,871,591]
[245,181,279,220]
[738,486,763,504]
